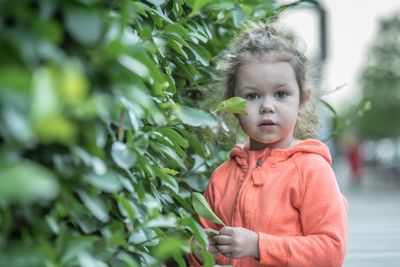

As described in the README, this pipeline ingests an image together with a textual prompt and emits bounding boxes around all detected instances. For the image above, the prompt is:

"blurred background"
[279,1,400,266]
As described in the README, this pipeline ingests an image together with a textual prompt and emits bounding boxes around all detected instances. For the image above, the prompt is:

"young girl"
[188,21,348,267]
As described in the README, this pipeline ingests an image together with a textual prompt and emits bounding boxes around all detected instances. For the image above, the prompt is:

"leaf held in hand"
[206,230,218,238]
[192,192,225,226]
[215,97,247,115]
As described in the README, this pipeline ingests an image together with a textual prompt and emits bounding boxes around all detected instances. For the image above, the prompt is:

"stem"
[118,111,126,142]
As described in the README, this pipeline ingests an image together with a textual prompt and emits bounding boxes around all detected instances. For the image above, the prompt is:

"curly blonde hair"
[216,21,318,139]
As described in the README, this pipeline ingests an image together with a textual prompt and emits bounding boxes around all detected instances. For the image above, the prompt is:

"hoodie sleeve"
[257,154,348,267]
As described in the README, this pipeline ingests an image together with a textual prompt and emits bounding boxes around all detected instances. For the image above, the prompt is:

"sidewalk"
[334,156,400,267]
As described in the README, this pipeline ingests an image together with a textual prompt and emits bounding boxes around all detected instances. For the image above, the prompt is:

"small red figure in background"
[341,131,364,185]
[348,141,363,184]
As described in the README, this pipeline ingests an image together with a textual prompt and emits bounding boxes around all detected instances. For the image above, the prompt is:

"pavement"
[333,156,400,267]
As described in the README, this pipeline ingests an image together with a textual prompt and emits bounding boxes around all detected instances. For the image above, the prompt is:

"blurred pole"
[279,1,334,151]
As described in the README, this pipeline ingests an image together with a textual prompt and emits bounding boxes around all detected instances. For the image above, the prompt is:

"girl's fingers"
[221,253,233,258]
[218,226,233,236]
[205,228,219,236]
[213,235,230,245]
[209,246,219,254]
[216,244,231,254]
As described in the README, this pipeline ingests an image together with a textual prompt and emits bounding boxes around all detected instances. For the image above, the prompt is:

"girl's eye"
[276,91,288,99]
[245,93,259,100]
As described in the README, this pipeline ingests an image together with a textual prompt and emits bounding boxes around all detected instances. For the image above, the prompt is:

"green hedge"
[0,0,279,266]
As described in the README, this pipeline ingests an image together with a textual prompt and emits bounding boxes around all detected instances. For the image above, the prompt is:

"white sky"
[278,0,400,110]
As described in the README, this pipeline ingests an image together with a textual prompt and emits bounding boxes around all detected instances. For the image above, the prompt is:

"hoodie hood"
[230,139,332,178]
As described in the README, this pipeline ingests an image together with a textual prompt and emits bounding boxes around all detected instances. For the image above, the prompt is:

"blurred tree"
[355,11,400,139]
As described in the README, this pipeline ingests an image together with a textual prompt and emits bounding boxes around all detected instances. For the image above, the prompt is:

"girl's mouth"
[258,120,278,131]
[259,120,277,126]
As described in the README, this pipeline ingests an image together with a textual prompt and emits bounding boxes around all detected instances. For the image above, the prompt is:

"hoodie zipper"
[231,158,263,226]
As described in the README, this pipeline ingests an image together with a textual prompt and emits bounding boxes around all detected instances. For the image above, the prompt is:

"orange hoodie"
[188,139,348,267]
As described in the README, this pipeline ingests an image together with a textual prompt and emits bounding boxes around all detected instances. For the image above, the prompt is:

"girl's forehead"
[234,60,300,92]
[239,54,296,73]
[238,60,296,79]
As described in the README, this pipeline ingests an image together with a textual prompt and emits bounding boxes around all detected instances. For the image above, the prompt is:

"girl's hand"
[192,228,221,262]
[213,226,260,259]
[205,229,221,258]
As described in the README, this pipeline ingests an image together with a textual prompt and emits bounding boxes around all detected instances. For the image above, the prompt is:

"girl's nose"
[260,100,275,113]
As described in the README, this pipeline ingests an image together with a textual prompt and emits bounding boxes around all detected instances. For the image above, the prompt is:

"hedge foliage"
[0,0,280,266]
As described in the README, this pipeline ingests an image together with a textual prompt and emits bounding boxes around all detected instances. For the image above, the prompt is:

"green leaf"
[164,23,191,40]
[319,99,338,117]
[153,166,179,193]
[111,141,137,169]
[130,2,151,17]
[192,192,224,226]
[184,174,208,192]
[172,253,187,267]
[116,251,140,267]
[153,237,188,263]
[180,216,208,248]
[166,32,191,49]
[151,8,173,24]
[232,6,246,28]
[150,142,187,170]
[163,168,179,176]
[147,216,177,228]
[169,39,189,59]
[177,129,206,157]
[129,228,157,245]
[3,105,35,145]
[78,252,107,267]
[118,55,149,78]
[61,235,99,264]
[152,131,187,159]
[115,195,138,222]
[207,230,218,238]
[215,96,248,115]
[77,190,109,223]
[187,21,209,43]
[130,49,165,96]
[177,106,217,128]
[156,127,189,151]
[0,65,31,91]
[200,250,215,267]
[46,215,59,234]
[155,127,189,148]
[31,67,77,144]
[0,161,59,203]
[191,44,211,66]
[172,192,194,214]
[64,8,103,46]
[146,0,166,6]
[189,0,214,17]
[84,171,122,193]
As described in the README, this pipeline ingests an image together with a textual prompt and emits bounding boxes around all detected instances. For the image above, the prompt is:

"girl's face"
[234,60,301,150]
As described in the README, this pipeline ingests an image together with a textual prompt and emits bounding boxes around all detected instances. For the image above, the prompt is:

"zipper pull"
[256,159,263,167]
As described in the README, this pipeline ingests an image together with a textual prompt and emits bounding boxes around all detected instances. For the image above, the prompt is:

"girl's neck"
[249,137,298,151]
